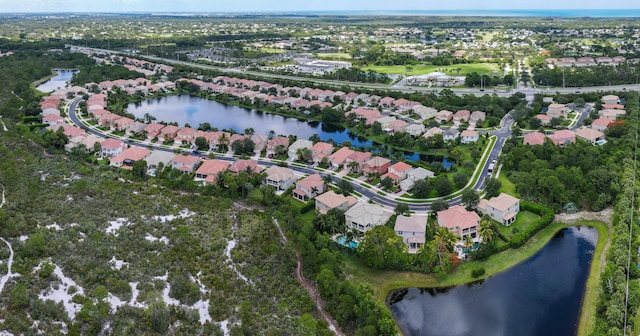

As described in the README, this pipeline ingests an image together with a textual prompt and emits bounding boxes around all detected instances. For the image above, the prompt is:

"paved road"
[68,99,512,211]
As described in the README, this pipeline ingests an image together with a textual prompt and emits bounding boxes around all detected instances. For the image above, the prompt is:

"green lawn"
[317,53,352,60]
[498,174,519,197]
[363,63,500,76]
[496,211,541,241]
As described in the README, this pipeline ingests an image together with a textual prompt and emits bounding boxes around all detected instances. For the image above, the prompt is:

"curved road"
[69,98,513,211]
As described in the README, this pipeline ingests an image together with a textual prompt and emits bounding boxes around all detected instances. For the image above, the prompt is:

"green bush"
[471,267,485,278]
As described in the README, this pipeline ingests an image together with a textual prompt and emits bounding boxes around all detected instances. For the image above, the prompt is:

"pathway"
[0,183,4,208]
[272,218,345,336]
[0,117,6,131]
[0,238,16,294]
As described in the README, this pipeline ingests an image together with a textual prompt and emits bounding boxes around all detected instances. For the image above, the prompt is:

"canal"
[36,69,79,93]
[388,226,597,336]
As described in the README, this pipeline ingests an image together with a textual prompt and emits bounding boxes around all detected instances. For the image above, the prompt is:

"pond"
[36,69,79,93]
[388,226,597,336]
[126,95,453,167]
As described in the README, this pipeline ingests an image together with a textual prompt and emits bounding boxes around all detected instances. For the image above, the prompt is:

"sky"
[0,0,639,13]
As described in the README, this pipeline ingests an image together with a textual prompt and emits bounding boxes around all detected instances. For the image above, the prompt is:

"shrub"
[471,267,485,278]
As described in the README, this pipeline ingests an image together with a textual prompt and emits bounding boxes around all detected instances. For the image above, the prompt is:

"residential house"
[388,161,413,180]
[413,105,438,120]
[110,147,151,167]
[575,127,606,145]
[345,151,372,172]
[288,139,314,161]
[437,205,480,239]
[405,123,426,137]
[599,109,626,119]
[591,118,614,132]
[293,174,324,202]
[453,110,471,125]
[361,156,391,175]
[469,111,486,126]
[423,127,444,138]
[315,190,358,214]
[602,95,620,105]
[549,130,576,147]
[127,121,147,136]
[112,117,134,132]
[144,123,165,140]
[100,138,127,158]
[145,151,176,176]
[310,142,334,163]
[394,215,427,253]
[443,128,460,141]
[477,193,520,226]
[169,154,202,173]
[460,130,479,144]
[159,125,180,143]
[263,166,296,191]
[228,159,260,174]
[195,159,230,184]
[177,127,197,144]
[435,110,454,124]
[375,116,397,129]
[389,120,409,133]
[43,114,64,126]
[345,203,392,233]
[547,104,567,119]
[250,134,269,153]
[266,136,290,156]
[328,147,355,168]
[401,167,436,191]
[523,131,546,146]
[536,114,552,125]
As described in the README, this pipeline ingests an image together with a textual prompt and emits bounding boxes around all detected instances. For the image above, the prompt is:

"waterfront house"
[477,193,520,226]
[288,139,314,161]
[310,142,334,163]
[345,202,392,233]
[437,205,480,239]
[394,215,427,253]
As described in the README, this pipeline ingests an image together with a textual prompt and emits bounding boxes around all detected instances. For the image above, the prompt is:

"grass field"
[317,53,352,60]
[363,63,500,76]
[497,210,540,241]
[498,173,519,197]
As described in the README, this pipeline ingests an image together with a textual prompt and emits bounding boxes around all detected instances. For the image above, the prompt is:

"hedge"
[508,201,555,248]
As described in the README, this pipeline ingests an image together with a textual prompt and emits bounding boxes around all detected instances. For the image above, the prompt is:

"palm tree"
[435,227,459,252]
[463,235,474,253]
[322,174,333,190]
[347,160,360,173]
[244,127,255,135]
[218,133,230,153]
[310,186,319,198]
[479,219,496,245]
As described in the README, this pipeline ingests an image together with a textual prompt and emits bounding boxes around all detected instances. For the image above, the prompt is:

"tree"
[337,179,353,196]
[195,136,208,151]
[434,177,453,196]
[485,178,502,198]
[371,121,383,135]
[358,226,408,269]
[461,189,480,210]
[453,173,468,188]
[313,208,346,234]
[431,199,449,212]
[232,138,255,156]
[394,203,410,216]
[347,160,361,173]
[381,176,394,190]
[479,218,497,245]
[218,133,230,152]
[132,160,147,180]
[412,178,431,198]
[243,127,255,135]
[143,112,156,124]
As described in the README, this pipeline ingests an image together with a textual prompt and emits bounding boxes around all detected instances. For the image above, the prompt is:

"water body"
[126,95,453,166]
[389,226,597,336]
[36,70,79,93]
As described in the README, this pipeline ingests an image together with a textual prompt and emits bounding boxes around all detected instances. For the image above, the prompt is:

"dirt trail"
[0,183,4,208]
[0,238,15,294]
[272,218,345,336]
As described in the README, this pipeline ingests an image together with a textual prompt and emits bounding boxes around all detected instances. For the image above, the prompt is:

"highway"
[68,99,513,211]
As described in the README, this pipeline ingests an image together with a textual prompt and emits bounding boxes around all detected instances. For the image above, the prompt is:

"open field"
[363,63,500,76]
[317,52,352,60]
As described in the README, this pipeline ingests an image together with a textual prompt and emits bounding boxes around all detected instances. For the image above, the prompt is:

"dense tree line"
[70,63,145,86]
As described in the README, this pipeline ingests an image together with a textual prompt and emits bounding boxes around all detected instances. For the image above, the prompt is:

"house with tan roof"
[591,118,614,132]
[266,136,290,156]
[394,215,427,253]
[547,104,567,119]
[575,127,606,145]
[460,130,479,144]
[435,110,454,124]
[110,147,151,167]
[264,166,297,191]
[315,190,358,214]
[345,202,392,233]
[523,131,546,146]
[100,138,127,158]
[477,193,520,226]
[170,154,202,173]
[362,156,391,175]
[423,127,444,138]
[413,105,438,120]
[437,205,480,239]
[250,134,269,153]
[310,142,334,163]
[405,123,426,137]
[453,110,471,125]
[389,120,409,133]
[601,95,620,105]
[469,111,486,126]
[329,146,355,168]
[228,159,260,174]
[112,117,134,132]
[288,139,314,161]
[549,130,576,147]
[293,174,324,202]
[598,109,626,119]
[195,159,230,184]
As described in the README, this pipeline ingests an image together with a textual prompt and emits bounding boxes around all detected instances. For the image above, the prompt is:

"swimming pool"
[335,236,358,249]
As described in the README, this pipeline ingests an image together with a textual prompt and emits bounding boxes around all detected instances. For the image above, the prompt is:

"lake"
[36,69,79,93]
[388,226,597,336]
[126,94,453,166]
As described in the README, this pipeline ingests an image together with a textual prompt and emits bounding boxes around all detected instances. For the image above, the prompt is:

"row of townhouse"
[524,128,606,147]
